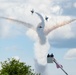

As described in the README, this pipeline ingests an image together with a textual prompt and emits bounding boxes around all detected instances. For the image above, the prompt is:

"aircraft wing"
[44,19,76,35]
[0,16,34,29]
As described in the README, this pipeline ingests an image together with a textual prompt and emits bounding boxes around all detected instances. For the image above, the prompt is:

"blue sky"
[0,0,76,75]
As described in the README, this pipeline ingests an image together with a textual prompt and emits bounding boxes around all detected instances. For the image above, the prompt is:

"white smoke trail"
[26,29,50,75]
[34,59,48,75]
[34,39,50,75]
[34,39,50,65]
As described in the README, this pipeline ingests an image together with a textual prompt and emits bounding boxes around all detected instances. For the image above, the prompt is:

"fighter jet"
[45,16,48,21]
[31,9,34,14]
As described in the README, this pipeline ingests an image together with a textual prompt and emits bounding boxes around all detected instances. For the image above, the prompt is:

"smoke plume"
[26,29,50,75]
[34,40,50,75]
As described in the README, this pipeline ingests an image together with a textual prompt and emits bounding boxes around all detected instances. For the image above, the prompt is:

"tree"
[0,58,40,75]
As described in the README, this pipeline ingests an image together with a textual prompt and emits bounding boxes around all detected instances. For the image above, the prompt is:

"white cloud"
[1,23,11,38]
[49,24,75,40]
[45,15,76,48]
[50,5,62,15]
[64,48,76,60]
[47,16,75,39]
[0,23,23,38]
[0,0,27,2]
[73,2,76,8]
[12,56,20,60]
[26,29,38,41]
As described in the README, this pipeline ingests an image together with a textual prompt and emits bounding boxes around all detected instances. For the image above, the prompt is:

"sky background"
[0,0,76,75]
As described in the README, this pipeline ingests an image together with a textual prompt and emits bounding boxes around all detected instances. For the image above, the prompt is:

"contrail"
[0,10,76,75]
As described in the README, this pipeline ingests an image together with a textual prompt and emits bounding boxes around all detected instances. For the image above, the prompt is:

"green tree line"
[0,58,40,75]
